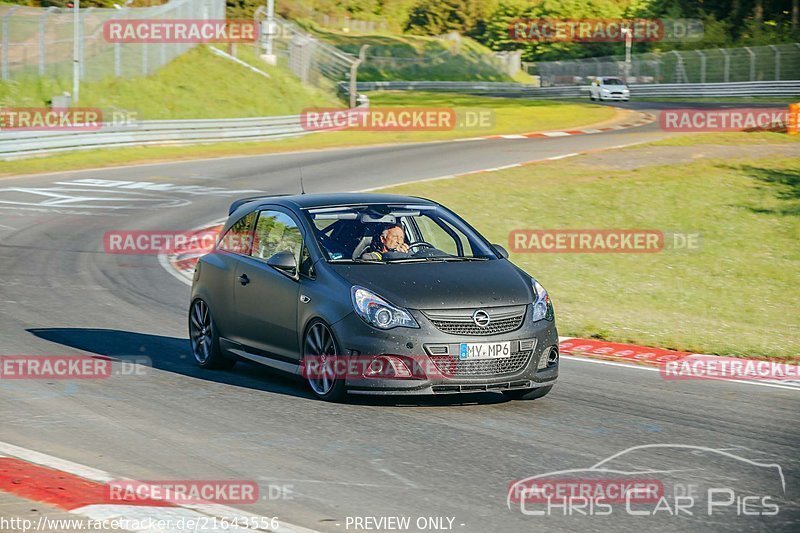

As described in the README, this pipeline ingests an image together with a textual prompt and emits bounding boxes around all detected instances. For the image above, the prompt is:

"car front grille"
[422,305,526,336]
[429,351,532,377]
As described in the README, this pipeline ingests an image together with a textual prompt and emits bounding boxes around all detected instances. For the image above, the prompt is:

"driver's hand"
[396,242,409,253]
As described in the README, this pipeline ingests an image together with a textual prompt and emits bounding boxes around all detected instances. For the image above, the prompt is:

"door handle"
[239,274,250,286]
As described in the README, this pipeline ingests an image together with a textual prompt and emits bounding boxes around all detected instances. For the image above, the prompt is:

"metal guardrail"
[344,80,800,99]
[3,80,798,159]
[0,114,315,159]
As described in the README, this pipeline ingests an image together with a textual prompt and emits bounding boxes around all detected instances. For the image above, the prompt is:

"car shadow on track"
[26,328,507,407]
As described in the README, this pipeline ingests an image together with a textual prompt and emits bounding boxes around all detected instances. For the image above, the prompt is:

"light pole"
[265,0,274,56]
[72,0,80,103]
[621,27,632,84]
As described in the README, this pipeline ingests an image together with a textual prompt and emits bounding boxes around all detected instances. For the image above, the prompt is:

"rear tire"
[189,299,236,370]
[502,385,553,401]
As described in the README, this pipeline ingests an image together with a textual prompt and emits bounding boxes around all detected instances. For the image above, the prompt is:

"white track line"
[560,356,800,392]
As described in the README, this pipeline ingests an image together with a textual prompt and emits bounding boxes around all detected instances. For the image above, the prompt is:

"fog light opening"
[547,347,559,366]
[363,355,413,379]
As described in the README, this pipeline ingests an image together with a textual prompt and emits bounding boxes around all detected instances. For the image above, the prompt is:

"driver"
[361,224,409,260]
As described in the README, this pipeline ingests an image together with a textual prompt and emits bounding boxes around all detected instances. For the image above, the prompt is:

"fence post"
[349,45,369,108]
[39,7,58,76]
[744,46,755,81]
[696,50,706,83]
[670,50,687,83]
[720,48,730,82]
[654,53,661,83]
[79,8,93,81]
[769,45,781,80]
[1,7,20,81]
[113,8,127,78]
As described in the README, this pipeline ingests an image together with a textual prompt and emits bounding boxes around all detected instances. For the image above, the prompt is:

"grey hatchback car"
[189,193,559,401]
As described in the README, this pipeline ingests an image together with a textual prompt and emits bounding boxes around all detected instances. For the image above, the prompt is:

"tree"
[404,0,494,36]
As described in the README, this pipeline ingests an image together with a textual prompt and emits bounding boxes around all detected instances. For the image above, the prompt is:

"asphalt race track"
[0,102,798,532]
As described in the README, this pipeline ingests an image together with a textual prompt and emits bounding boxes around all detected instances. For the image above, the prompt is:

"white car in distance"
[590,77,630,101]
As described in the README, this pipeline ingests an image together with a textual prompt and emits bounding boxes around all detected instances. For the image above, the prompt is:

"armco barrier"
[343,80,800,99]
[3,80,798,159]
[0,111,352,159]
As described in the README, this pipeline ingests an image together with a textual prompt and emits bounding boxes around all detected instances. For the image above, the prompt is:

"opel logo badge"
[472,310,491,327]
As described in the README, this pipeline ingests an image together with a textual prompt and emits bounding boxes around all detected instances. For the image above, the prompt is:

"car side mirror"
[492,244,509,259]
[267,251,298,276]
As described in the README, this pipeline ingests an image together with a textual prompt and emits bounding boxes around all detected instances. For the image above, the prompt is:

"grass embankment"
[0,46,338,119]
[0,92,615,177]
[377,132,800,359]
[305,23,533,82]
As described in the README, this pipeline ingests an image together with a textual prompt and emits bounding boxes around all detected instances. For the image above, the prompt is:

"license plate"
[459,341,511,360]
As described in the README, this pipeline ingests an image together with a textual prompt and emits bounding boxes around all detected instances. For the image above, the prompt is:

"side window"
[217,212,255,255]
[251,210,303,264]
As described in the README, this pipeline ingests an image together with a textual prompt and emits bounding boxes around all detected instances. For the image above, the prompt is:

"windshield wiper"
[384,256,489,263]
[329,258,384,264]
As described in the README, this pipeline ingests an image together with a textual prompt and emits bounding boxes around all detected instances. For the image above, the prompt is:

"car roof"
[231,192,439,216]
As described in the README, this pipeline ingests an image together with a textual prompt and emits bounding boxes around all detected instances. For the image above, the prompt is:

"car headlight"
[531,279,554,322]
[601,88,610,92]
[351,286,419,330]
[623,88,630,93]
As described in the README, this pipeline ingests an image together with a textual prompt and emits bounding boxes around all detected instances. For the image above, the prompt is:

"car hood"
[329,260,533,310]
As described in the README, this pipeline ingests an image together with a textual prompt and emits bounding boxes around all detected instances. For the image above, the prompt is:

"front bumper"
[329,305,559,395]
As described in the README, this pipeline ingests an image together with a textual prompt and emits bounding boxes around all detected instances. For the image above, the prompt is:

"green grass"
[376,138,800,359]
[0,92,615,177]
[305,24,513,82]
[647,131,800,146]
[0,46,338,119]
[636,97,799,104]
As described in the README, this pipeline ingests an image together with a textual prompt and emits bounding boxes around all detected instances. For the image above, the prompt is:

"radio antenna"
[299,168,306,195]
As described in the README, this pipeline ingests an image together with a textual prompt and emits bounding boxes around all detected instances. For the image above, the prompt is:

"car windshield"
[303,204,498,263]
[603,78,624,85]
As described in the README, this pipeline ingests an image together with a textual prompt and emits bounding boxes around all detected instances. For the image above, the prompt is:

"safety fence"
[534,43,800,86]
[343,80,800,99]
[0,0,224,82]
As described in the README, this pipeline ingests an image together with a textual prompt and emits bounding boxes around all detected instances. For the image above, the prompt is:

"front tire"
[502,385,553,401]
[189,299,236,370]
[303,320,346,402]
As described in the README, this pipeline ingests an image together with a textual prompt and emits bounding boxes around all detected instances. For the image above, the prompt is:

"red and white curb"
[558,337,800,391]
[158,219,226,286]
[0,441,318,532]
[453,110,655,142]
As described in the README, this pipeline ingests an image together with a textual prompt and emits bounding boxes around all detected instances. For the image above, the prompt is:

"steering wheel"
[408,242,435,252]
